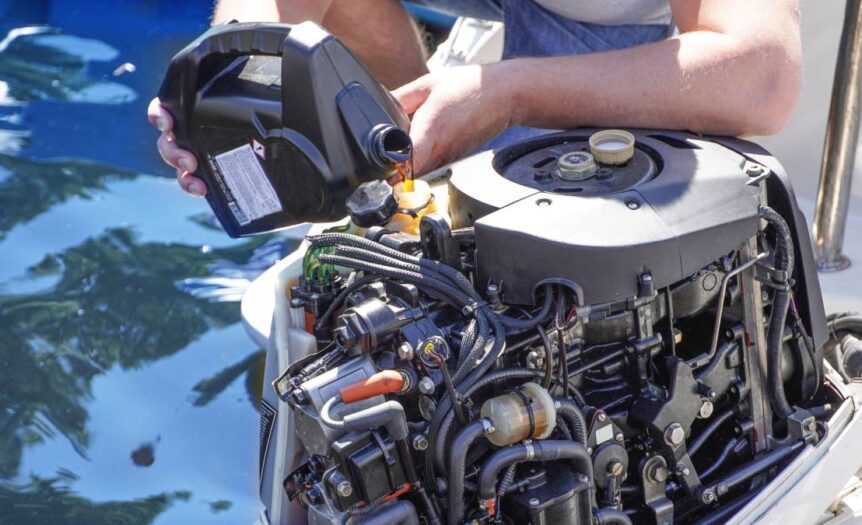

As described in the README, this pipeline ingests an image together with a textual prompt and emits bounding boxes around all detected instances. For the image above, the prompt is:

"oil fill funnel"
[158,21,411,237]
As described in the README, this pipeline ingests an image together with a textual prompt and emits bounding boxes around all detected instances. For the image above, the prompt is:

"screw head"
[597,413,608,423]
[336,480,353,498]
[608,461,624,477]
[702,489,717,504]
[699,400,714,419]
[676,463,691,477]
[615,432,625,442]
[664,423,685,446]
[419,376,435,395]
[804,419,817,432]
[646,461,668,483]
[529,498,540,506]
[626,200,640,210]
[397,342,414,361]
[412,434,429,451]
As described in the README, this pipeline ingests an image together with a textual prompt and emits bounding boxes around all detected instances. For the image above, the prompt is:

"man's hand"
[393,63,517,175]
[147,97,207,197]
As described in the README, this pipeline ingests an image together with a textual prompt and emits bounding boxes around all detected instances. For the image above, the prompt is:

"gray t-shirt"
[533,0,672,25]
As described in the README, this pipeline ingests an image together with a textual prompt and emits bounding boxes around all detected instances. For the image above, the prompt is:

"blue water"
[0,1,286,523]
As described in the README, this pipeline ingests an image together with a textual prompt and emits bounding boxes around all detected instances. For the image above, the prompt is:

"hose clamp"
[524,440,536,460]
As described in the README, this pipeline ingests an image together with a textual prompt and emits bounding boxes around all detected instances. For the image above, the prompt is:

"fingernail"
[156,115,169,132]
[188,182,205,197]
[178,157,194,172]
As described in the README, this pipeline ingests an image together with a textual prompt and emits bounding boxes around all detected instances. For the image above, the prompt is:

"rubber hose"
[314,274,381,331]
[554,397,588,444]
[759,206,795,419]
[594,508,633,525]
[477,440,593,500]
[537,325,554,389]
[498,464,517,496]
[498,285,554,330]
[767,287,794,418]
[346,500,420,525]
[448,418,493,525]
[430,369,544,480]
[688,409,734,457]
[317,254,472,309]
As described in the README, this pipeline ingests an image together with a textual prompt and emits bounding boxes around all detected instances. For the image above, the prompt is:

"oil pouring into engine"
[159,21,851,525]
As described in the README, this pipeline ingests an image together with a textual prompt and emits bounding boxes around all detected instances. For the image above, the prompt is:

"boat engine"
[267,129,831,525]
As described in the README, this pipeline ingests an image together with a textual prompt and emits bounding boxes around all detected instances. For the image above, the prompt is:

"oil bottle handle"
[157,21,295,147]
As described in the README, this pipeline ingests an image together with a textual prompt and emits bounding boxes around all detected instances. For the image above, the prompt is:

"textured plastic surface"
[158,21,409,237]
[448,130,763,305]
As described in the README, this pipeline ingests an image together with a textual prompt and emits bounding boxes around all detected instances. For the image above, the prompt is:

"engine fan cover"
[447,130,762,305]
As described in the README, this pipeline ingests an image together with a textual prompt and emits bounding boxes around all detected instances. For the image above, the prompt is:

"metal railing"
[813,0,862,272]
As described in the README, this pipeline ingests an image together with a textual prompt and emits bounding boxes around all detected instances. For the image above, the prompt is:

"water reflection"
[1,473,192,525]
[0,11,278,522]
[0,26,136,105]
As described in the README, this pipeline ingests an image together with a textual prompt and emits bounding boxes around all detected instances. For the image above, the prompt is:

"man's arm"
[212,0,427,88]
[511,0,801,136]
[395,0,801,173]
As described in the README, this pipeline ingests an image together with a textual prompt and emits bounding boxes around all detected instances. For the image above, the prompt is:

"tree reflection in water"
[0,224,274,521]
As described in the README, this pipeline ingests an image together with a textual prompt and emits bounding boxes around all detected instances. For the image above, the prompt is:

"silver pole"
[813,0,862,272]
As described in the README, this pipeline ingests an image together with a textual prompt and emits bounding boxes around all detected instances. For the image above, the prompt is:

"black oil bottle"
[158,21,411,237]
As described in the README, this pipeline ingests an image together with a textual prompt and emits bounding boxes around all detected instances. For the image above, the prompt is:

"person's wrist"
[486,59,531,127]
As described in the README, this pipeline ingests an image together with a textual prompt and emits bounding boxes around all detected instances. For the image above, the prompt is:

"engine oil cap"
[557,151,597,180]
[589,129,635,165]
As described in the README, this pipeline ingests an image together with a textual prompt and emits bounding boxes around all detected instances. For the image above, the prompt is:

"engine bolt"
[419,376,435,395]
[529,498,540,507]
[647,462,669,483]
[336,480,353,498]
[597,413,608,423]
[699,400,714,419]
[676,463,691,477]
[805,419,817,432]
[701,489,717,504]
[397,341,414,361]
[608,461,624,477]
[664,423,685,446]
[615,432,625,442]
[412,434,429,451]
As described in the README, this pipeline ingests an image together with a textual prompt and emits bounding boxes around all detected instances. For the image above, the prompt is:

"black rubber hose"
[759,206,795,419]
[313,274,380,331]
[476,440,593,500]
[538,325,554,389]
[594,508,634,525]
[699,437,741,480]
[554,397,588,444]
[448,418,493,525]
[430,368,544,480]
[317,254,471,309]
[497,285,554,330]
[767,286,794,418]
[345,500,420,525]
[688,409,734,457]
[497,464,518,496]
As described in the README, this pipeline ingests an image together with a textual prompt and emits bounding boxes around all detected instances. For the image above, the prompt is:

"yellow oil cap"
[589,129,635,165]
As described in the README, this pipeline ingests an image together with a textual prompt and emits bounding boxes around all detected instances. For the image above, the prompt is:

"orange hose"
[339,370,405,403]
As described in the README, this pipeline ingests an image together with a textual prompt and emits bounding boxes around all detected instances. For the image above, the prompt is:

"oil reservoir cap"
[589,129,635,165]
[346,180,398,227]
[558,151,597,180]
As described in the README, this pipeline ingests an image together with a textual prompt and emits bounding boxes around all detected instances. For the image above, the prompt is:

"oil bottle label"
[213,143,282,225]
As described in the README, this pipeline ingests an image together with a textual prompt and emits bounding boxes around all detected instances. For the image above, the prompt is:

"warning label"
[213,144,281,225]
